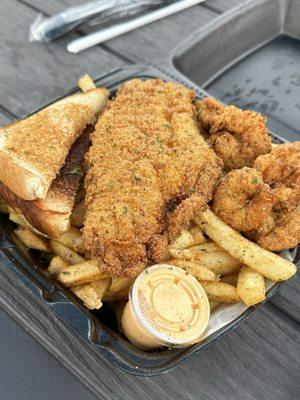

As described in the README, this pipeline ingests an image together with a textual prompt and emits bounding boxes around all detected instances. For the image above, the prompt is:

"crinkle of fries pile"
[1,196,296,312]
[14,223,132,310]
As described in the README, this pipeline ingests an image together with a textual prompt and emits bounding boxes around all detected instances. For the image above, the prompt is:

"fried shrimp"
[196,98,272,170]
[244,142,300,251]
[213,167,274,232]
[255,207,300,251]
[214,143,300,251]
[254,142,300,212]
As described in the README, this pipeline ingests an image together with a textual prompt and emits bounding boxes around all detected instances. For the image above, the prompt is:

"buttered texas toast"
[0,87,108,200]
[0,127,91,237]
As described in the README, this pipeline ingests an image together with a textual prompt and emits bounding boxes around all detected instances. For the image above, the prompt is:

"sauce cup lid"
[130,264,210,347]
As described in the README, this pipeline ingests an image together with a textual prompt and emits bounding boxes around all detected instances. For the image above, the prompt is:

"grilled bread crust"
[0,88,108,200]
[0,127,92,237]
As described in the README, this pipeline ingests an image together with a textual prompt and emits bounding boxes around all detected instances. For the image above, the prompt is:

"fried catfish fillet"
[83,79,222,277]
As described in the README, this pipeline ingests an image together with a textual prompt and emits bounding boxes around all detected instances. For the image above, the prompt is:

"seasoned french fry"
[105,288,130,301]
[48,256,70,275]
[56,260,109,287]
[200,281,240,303]
[170,246,241,275]
[92,277,112,298]
[9,208,29,228]
[14,227,50,252]
[221,272,238,286]
[108,277,133,295]
[209,300,220,311]
[49,240,84,264]
[189,225,206,245]
[167,259,217,281]
[104,276,133,301]
[71,278,111,310]
[190,242,221,255]
[168,247,188,259]
[71,285,102,309]
[70,200,85,227]
[170,230,194,249]
[57,226,85,253]
[78,74,96,92]
[169,242,220,259]
[195,209,297,281]
[237,266,265,306]
[198,253,241,275]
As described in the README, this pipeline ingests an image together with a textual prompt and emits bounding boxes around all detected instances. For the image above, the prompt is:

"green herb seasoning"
[68,167,82,175]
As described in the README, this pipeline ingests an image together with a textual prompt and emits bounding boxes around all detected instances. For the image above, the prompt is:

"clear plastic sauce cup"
[121,264,210,350]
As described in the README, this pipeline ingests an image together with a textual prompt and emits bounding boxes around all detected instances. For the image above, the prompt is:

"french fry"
[186,242,220,255]
[169,242,220,259]
[170,246,241,275]
[108,277,133,295]
[105,288,130,301]
[49,240,84,264]
[48,256,70,275]
[71,285,102,309]
[105,277,133,301]
[56,260,109,287]
[9,208,29,228]
[195,209,297,281]
[237,266,265,306]
[198,253,241,275]
[167,259,217,281]
[189,225,207,245]
[170,230,194,249]
[200,281,240,303]
[78,74,96,92]
[70,200,85,227]
[14,227,50,252]
[71,278,111,310]
[57,226,85,254]
[221,272,238,286]
[209,300,220,311]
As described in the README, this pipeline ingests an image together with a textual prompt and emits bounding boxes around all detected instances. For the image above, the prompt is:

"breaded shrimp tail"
[83,79,222,277]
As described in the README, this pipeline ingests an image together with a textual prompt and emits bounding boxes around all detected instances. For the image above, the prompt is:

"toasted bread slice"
[0,88,108,200]
[0,127,91,237]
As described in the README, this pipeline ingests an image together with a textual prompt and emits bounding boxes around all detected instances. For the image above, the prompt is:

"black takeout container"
[0,65,299,379]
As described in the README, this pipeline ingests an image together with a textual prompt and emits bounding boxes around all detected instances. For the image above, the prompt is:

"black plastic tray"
[0,64,298,381]
[167,0,300,142]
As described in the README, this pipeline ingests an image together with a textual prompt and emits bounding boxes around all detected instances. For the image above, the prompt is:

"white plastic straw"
[67,0,204,53]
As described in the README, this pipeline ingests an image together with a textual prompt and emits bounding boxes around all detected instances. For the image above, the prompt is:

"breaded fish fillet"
[83,79,222,277]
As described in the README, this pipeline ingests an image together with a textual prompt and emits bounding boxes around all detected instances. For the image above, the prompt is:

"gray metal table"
[0,1,299,399]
